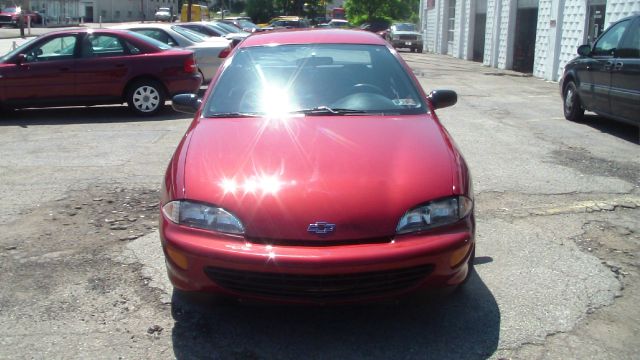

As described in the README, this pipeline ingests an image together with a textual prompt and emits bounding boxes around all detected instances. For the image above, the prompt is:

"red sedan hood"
[183,115,455,241]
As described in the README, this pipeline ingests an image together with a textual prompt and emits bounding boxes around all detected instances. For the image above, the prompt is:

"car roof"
[35,28,136,37]
[240,29,388,47]
[111,23,175,30]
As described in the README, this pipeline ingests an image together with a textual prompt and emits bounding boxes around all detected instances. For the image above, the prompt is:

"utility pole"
[187,0,193,21]
[221,0,225,20]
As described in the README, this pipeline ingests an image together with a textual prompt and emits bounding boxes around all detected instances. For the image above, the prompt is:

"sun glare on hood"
[219,175,292,196]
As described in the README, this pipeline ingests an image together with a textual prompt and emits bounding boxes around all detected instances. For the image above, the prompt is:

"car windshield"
[208,23,231,34]
[238,20,258,29]
[0,36,38,62]
[127,31,172,50]
[204,44,426,117]
[2,7,18,13]
[272,20,304,28]
[171,25,207,43]
[216,21,245,33]
[395,23,416,31]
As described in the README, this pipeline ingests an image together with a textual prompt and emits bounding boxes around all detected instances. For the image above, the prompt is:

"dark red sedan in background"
[0,29,202,115]
[162,29,474,304]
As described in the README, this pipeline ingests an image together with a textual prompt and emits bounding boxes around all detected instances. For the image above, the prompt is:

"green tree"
[344,0,419,24]
[246,0,274,22]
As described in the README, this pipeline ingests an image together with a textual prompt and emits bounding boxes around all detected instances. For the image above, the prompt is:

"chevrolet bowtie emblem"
[307,222,336,235]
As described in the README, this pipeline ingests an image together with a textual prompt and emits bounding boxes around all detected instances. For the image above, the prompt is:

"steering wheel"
[351,83,385,95]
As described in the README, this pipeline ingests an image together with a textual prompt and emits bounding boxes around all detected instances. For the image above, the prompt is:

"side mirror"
[577,44,592,57]
[16,53,26,65]
[172,93,201,114]
[428,90,457,110]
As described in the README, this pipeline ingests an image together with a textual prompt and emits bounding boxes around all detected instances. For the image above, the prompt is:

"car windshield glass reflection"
[204,44,426,117]
[395,23,416,31]
[171,26,207,43]
[0,37,38,62]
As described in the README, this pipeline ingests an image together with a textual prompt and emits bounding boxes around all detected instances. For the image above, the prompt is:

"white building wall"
[452,0,465,56]
[556,0,587,80]
[497,0,516,69]
[533,0,552,78]
[437,0,446,53]
[420,0,638,81]
[425,8,438,52]
[605,0,640,26]
[484,0,500,66]
[462,0,474,60]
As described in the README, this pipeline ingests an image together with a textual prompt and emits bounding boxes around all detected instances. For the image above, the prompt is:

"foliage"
[230,1,246,13]
[344,0,419,24]
[246,0,274,23]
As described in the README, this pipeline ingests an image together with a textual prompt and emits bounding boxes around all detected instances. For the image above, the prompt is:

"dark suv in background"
[560,15,639,127]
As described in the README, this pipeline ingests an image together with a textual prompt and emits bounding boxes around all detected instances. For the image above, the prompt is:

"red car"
[0,29,202,115]
[0,6,42,27]
[162,29,474,304]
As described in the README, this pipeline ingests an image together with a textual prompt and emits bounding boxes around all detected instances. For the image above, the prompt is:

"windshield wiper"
[206,112,260,118]
[294,106,366,115]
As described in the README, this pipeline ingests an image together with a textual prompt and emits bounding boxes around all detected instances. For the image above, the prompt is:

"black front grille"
[0,15,13,22]
[204,264,434,301]
[399,34,418,41]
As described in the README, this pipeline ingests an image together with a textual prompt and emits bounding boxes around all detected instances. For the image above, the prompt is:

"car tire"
[563,81,584,122]
[417,47,423,53]
[126,80,165,116]
[0,104,14,117]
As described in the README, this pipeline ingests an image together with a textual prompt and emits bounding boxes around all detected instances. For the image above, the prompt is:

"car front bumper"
[391,40,423,49]
[160,216,475,304]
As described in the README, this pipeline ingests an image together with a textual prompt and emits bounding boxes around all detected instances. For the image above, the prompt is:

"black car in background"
[560,15,639,126]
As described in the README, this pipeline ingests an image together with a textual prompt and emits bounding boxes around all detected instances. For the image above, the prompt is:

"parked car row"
[0,29,202,115]
[111,23,230,84]
[0,18,258,116]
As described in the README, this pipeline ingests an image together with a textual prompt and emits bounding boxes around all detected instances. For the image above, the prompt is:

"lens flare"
[220,175,286,196]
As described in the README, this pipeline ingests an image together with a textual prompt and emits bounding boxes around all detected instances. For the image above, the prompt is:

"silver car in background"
[176,21,249,46]
[154,7,174,22]
[387,23,423,53]
[111,23,230,83]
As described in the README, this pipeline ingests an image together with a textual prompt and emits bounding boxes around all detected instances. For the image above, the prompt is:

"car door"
[610,17,640,124]
[74,33,132,101]
[1,34,78,107]
[588,19,632,114]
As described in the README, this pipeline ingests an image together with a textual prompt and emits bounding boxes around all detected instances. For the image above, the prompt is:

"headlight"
[162,200,245,235]
[396,196,473,234]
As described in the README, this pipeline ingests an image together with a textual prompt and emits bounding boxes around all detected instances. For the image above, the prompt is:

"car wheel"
[563,81,584,122]
[0,104,14,117]
[127,80,165,116]
[417,47,423,53]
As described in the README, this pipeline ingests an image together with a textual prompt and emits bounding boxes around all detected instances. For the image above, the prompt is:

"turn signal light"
[166,246,189,270]
[449,242,471,268]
